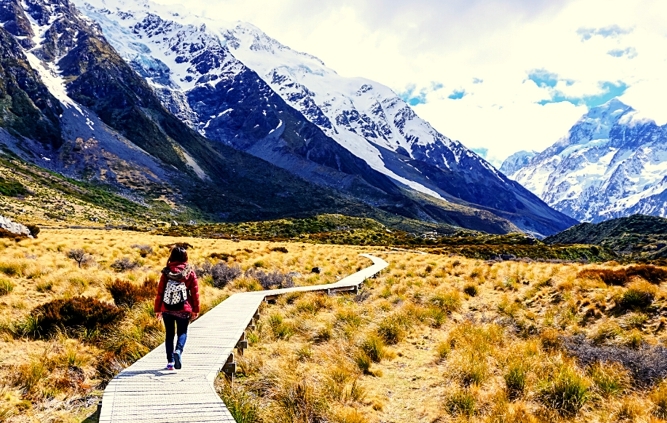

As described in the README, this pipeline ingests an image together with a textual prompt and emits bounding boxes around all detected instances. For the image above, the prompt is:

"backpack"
[163,279,188,311]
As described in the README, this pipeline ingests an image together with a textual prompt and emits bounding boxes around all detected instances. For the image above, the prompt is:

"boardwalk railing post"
[223,353,236,379]
[236,332,248,356]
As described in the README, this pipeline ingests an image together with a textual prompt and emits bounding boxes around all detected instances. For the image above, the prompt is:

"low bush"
[564,335,667,386]
[211,262,242,288]
[110,257,140,272]
[131,244,153,257]
[107,278,156,308]
[26,224,40,238]
[246,268,294,289]
[28,297,124,338]
[270,246,289,253]
[463,283,478,297]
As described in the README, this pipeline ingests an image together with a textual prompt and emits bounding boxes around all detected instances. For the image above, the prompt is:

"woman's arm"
[189,271,200,315]
[154,273,167,317]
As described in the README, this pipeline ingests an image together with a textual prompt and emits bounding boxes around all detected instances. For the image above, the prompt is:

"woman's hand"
[155,312,162,320]
[190,313,198,322]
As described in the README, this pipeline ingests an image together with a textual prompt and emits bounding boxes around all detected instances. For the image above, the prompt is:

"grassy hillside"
[545,214,667,260]
[1,229,667,422]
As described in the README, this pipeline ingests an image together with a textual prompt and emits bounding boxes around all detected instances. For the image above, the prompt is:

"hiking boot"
[174,350,182,369]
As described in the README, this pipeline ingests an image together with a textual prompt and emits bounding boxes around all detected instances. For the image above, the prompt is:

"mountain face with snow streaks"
[504,99,667,222]
[72,0,576,236]
[0,0,394,222]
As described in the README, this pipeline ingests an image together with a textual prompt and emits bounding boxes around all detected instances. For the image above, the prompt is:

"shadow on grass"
[82,406,100,423]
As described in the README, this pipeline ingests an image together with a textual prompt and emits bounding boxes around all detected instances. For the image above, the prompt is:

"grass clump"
[359,333,386,363]
[429,290,461,314]
[0,278,14,296]
[377,313,412,345]
[504,362,527,400]
[538,363,590,416]
[588,361,628,397]
[445,388,476,416]
[617,280,657,310]
[218,380,259,423]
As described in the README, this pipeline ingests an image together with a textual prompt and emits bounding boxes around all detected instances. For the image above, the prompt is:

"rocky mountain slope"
[504,99,667,223]
[73,0,577,236]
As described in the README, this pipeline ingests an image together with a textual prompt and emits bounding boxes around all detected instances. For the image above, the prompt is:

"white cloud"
[152,0,667,163]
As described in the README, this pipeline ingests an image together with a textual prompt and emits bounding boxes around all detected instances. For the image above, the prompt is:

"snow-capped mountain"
[0,0,390,222]
[503,98,667,222]
[499,150,537,177]
[72,0,577,236]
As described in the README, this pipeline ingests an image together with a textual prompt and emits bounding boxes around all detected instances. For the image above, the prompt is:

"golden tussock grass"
[5,230,667,421]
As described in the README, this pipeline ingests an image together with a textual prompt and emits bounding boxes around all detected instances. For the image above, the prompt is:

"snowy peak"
[504,98,667,222]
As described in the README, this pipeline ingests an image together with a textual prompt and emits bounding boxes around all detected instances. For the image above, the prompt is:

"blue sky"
[155,0,667,165]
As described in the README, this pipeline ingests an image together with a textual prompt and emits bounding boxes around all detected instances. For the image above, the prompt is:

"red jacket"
[154,262,200,314]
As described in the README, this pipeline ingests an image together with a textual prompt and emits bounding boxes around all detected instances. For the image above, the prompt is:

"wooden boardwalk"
[99,254,388,422]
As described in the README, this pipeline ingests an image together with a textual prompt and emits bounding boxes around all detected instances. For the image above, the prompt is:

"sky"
[153,0,667,165]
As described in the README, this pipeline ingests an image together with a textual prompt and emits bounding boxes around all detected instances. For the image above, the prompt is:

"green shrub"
[28,297,124,338]
[107,278,156,308]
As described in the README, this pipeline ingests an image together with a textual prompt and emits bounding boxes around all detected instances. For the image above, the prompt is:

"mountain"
[71,0,576,237]
[503,99,667,223]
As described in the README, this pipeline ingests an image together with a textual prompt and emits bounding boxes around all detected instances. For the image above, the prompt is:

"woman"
[154,246,199,370]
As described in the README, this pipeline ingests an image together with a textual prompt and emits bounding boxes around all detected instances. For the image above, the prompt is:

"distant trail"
[99,254,388,423]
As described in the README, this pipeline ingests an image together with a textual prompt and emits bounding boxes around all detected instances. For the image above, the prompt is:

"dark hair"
[167,246,188,264]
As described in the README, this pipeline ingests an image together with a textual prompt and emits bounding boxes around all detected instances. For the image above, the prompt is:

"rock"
[311,267,321,274]
[0,215,32,238]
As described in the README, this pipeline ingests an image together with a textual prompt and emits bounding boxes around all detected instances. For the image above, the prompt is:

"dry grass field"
[0,229,368,422]
[2,229,667,422]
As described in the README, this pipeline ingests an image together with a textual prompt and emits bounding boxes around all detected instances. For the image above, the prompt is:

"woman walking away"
[155,246,199,370]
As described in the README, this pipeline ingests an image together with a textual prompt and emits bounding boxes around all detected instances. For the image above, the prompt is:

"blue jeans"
[162,313,189,363]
